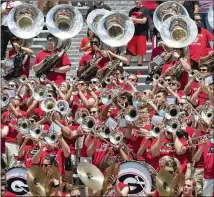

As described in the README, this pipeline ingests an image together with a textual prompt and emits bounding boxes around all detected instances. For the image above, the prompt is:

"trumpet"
[32,85,48,101]
[19,75,28,84]
[165,104,180,119]
[1,92,11,109]
[166,118,181,133]
[75,108,90,125]
[81,116,96,133]
[55,100,69,116]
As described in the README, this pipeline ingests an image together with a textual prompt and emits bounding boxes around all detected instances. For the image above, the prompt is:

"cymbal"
[103,163,120,194]
[170,172,185,196]
[45,166,61,196]
[27,165,46,196]
[77,162,104,191]
[156,170,173,197]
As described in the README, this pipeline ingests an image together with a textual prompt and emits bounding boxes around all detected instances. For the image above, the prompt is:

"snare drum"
[6,167,29,196]
[118,161,157,196]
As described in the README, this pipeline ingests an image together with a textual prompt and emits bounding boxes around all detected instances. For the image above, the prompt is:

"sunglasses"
[169,82,177,86]
[12,38,19,42]
[47,38,56,42]
[90,81,98,84]
[165,78,172,82]
[199,69,207,72]
[42,164,51,167]
[128,78,137,82]
[79,83,85,86]
[195,19,201,22]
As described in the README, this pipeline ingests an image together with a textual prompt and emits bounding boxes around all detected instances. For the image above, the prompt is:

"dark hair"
[45,155,58,166]
[199,64,210,72]
[48,90,57,99]
[87,28,94,37]
[121,92,133,106]
[156,90,167,98]
[30,114,39,122]
[90,36,100,45]
[47,34,58,44]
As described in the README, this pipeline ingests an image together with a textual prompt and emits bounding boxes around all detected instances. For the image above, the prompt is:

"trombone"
[186,132,214,147]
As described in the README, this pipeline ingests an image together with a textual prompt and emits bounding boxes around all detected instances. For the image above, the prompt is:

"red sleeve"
[153,189,160,197]
[62,52,71,66]
[33,52,42,65]
[79,55,87,66]
[57,149,66,175]
[206,30,214,41]
[80,37,86,48]
[118,182,129,191]
[9,49,15,58]
[20,111,28,117]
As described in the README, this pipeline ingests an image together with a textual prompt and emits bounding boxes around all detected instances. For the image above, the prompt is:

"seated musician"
[33,34,71,85]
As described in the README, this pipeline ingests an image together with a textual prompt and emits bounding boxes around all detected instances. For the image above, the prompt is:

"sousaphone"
[87,9,111,34]
[153,1,189,32]
[7,3,44,39]
[160,15,198,48]
[208,4,214,29]
[46,4,83,39]
[97,12,134,47]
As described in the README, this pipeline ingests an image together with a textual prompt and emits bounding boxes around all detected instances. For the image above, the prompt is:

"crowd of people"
[1,0,214,197]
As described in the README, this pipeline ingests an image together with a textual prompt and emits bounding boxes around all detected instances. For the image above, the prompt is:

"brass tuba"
[7,3,44,39]
[160,15,198,48]
[46,4,83,39]
[97,12,134,47]
[153,1,189,32]
[87,9,111,34]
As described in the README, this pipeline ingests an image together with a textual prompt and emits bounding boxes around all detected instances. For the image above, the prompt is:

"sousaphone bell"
[208,4,214,29]
[160,15,198,48]
[46,4,83,39]
[153,1,189,32]
[7,3,44,39]
[97,12,134,47]
[41,97,57,113]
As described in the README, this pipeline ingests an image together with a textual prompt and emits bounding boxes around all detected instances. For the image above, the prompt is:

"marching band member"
[33,34,71,84]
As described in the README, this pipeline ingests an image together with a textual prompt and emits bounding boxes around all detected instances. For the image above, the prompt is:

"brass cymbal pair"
[27,165,60,196]
[156,170,185,196]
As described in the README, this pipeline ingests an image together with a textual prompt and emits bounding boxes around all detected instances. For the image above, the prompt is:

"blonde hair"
[159,156,181,173]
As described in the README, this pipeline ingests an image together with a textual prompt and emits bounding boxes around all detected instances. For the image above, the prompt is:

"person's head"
[155,90,167,106]
[183,178,197,196]
[169,79,180,92]
[142,89,154,99]
[89,107,100,118]
[95,0,104,6]
[90,78,99,89]
[87,28,95,38]
[78,80,87,91]
[42,155,54,174]
[90,36,100,50]
[198,65,210,78]
[11,35,23,46]
[59,81,70,93]
[128,74,138,86]
[12,95,22,107]
[46,34,58,51]
[8,80,18,90]
[159,156,181,174]
[29,114,39,124]
[194,13,202,32]
[118,92,133,107]
[114,66,124,79]
[135,0,142,8]
[46,83,56,92]
[69,186,81,197]
[164,75,172,84]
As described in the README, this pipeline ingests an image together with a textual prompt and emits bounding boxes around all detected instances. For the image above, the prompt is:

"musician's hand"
[92,45,99,52]
[13,42,21,51]
[108,175,117,186]
[172,51,180,60]
[86,42,91,48]
[39,141,45,149]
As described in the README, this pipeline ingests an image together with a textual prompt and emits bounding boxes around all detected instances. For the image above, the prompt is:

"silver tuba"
[81,116,96,133]
[32,85,48,101]
[208,4,214,29]
[110,131,123,145]
[160,15,198,48]
[7,3,44,39]
[46,4,83,39]
[165,104,180,119]
[87,9,111,34]
[153,1,189,32]
[124,106,139,122]
[97,12,134,47]
[41,97,57,113]
[55,100,69,116]
[75,108,90,125]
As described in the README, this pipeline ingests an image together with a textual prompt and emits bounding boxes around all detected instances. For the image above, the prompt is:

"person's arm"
[172,133,187,155]
[192,144,205,162]
[190,86,202,106]
[18,138,29,157]
[27,100,39,115]
[9,103,22,117]
[13,43,34,57]
[33,59,46,72]
[32,143,44,164]
[86,138,98,157]
[107,51,128,64]
[130,16,147,24]
[184,78,195,95]
[88,86,99,106]
[53,65,70,73]
[194,2,199,13]
[16,83,24,97]
[101,105,111,120]
[79,42,91,53]
[150,130,164,156]
[165,86,181,102]
[109,177,129,197]
[78,90,96,108]
[137,138,149,156]
[58,132,70,158]
[180,57,191,72]
[1,125,9,138]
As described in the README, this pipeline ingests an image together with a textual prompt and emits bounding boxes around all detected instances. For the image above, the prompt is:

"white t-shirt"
[1,1,22,26]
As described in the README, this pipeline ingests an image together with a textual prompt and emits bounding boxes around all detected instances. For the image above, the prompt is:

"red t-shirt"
[17,145,39,168]
[79,51,101,67]
[189,28,214,62]
[79,37,92,53]
[150,46,165,61]
[33,49,71,84]
[9,49,30,77]
[203,142,214,179]
[142,1,157,11]
[88,139,111,168]
[1,124,6,153]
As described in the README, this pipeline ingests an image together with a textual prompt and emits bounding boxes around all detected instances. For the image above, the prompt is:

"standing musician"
[33,34,71,84]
